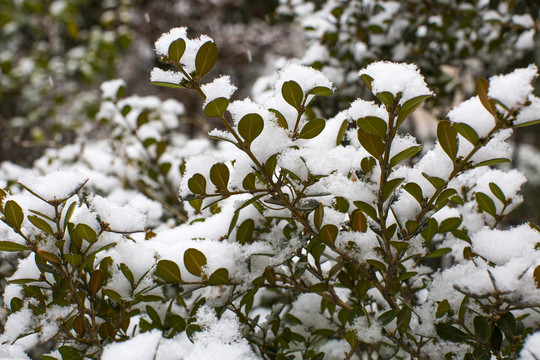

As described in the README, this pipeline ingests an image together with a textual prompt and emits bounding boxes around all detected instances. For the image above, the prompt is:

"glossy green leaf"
[396,95,432,127]
[299,118,325,139]
[75,223,97,242]
[314,203,324,231]
[425,247,451,259]
[421,218,438,242]
[195,41,218,79]
[436,188,458,207]
[150,81,185,89]
[155,260,183,283]
[390,145,421,167]
[269,108,288,129]
[476,77,497,116]
[475,192,497,217]
[353,200,378,221]
[367,259,386,272]
[360,74,373,91]
[242,173,256,191]
[436,323,469,342]
[345,329,358,347]
[382,178,404,201]
[437,120,458,160]
[474,316,491,343]
[438,217,462,233]
[356,116,387,138]
[515,118,540,128]
[238,113,264,146]
[350,210,367,232]
[0,241,29,252]
[309,86,333,96]
[357,129,384,159]
[436,299,451,318]
[496,312,516,339]
[489,182,506,203]
[376,91,394,106]
[204,97,229,117]
[473,158,510,168]
[188,173,207,195]
[397,306,412,331]
[120,263,135,284]
[208,268,230,285]
[184,248,207,277]
[210,163,230,190]
[282,80,303,110]
[28,215,55,236]
[146,305,163,328]
[422,173,446,189]
[453,122,479,144]
[4,200,23,230]
[403,183,423,204]
[319,224,338,246]
[360,156,377,173]
[379,309,398,326]
[336,120,348,145]
[168,38,186,62]
[88,269,104,296]
[236,218,254,244]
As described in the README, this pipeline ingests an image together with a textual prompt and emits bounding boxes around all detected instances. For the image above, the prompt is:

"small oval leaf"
[475,192,497,217]
[4,200,24,230]
[282,80,303,110]
[319,224,338,246]
[168,38,186,63]
[437,120,459,160]
[204,97,229,118]
[236,219,254,244]
[184,248,207,277]
[210,163,230,191]
[88,269,104,296]
[195,41,218,79]
[238,113,264,146]
[188,173,207,195]
[208,268,230,285]
[299,118,325,139]
[155,260,183,283]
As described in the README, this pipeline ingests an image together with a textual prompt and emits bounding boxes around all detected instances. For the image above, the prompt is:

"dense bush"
[0,20,539,360]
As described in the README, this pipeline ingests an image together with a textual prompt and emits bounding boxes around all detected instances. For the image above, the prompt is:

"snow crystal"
[100,79,126,100]
[352,316,383,344]
[18,169,88,202]
[447,96,495,138]
[488,64,538,109]
[358,61,433,103]
[90,195,146,232]
[521,331,540,360]
[102,329,162,360]
[0,344,29,360]
[154,27,188,57]
[150,68,184,84]
[201,75,237,107]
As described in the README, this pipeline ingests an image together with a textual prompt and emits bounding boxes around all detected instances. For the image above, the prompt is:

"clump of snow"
[154,27,188,57]
[150,68,184,85]
[521,331,540,360]
[0,308,33,344]
[18,169,88,202]
[516,95,540,125]
[90,195,146,232]
[201,76,237,108]
[275,62,334,96]
[352,316,383,343]
[358,61,433,103]
[488,64,538,109]
[102,329,162,360]
[101,79,126,100]
[347,99,389,123]
[447,96,495,138]
[0,344,30,360]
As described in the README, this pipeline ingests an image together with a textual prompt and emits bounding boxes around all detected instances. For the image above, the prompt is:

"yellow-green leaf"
[4,200,23,230]
[238,113,264,146]
[168,38,186,63]
[282,80,303,110]
[184,248,207,277]
[155,259,183,283]
[204,97,229,118]
[299,118,325,139]
[437,120,458,161]
[210,163,230,191]
[195,41,218,79]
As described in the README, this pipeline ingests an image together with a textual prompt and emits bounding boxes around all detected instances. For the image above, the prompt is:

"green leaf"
[269,108,288,129]
[403,183,423,204]
[397,306,412,331]
[0,241,29,252]
[515,118,540,128]
[422,173,446,189]
[184,248,207,277]
[376,91,394,106]
[396,95,432,127]
[350,210,367,232]
[204,97,229,117]
[473,158,510,168]
[299,118,325,139]
[360,74,373,91]
[319,224,338,246]
[390,146,421,167]
[168,38,186,63]
[4,200,23,230]
[63,201,77,231]
[475,192,497,217]
[357,129,384,159]
[309,86,333,96]
[438,217,462,233]
[436,299,451,318]
[353,201,378,221]
[208,268,230,285]
[210,163,230,191]
[236,219,254,244]
[425,247,451,259]
[314,203,324,231]
[155,260,183,283]
[453,122,479,145]
[476,78,497,116]
[88,269,104,296]
[195,41,218,79]
[103,289,123,304]
[336,120,348,145]
[489,182,506,203]
[474,316,491,343]
[379,309,398,326]
[238,113,264,146]
[345,329,358,348]
[382,178,404,201]
[146,305,163,328]
[75,223,97,242]
[436,323,469,342]
[120,263,135,285]
[242,173,257,191]
[188,173,207,195]
[360,157,377,173]
[436,188,458,208]
[367,259,386,272]
[150,81,185,89]
[421,218,438,242]
[437,120,458,160]
[356,116,387,138]
[496,312,516,339]
[28,215,55,236]
[281,80,303,110]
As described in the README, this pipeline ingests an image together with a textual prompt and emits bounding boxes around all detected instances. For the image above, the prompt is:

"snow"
[347,99,389,123]
[516,95,540,125]
[89,195,146,233]
[447,96,495,138]
[154,27,188,57]
[18,169,88,202]
[201,75,237,107]
[0,344,29,360]
[358,61,433,103]
[275,62,334,96]
[150,68,184,84]
[488,64,538,109]
[521,331,540,360]
[101,79,126,100]
[102,329,162,360]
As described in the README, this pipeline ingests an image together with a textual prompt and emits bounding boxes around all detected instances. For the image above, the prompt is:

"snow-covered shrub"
[1,26,540,359]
